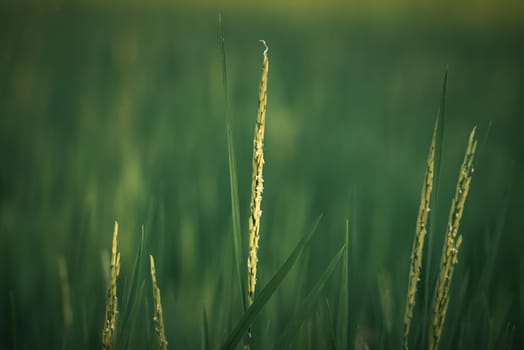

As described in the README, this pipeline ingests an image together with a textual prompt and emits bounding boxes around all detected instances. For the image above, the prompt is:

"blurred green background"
[0,1,523,348]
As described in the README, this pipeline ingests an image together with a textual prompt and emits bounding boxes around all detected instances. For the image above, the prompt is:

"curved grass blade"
[219,13,246,313]
[122,279,147,350]
[118,225,146,346]
[220,214,323,350]
[323,299,338,350]
[274,244,346,350]
[422,68,447,346]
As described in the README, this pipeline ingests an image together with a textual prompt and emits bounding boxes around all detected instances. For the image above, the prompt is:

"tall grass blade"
[324,300,338,350]
[219,13,246,313]
[422,68,447,346]
[274,244,346,350]
[117,225,146,345]
[122,279,147,350]
[220,215,323,350]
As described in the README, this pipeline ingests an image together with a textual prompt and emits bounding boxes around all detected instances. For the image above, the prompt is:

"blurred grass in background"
[0,0,523,348]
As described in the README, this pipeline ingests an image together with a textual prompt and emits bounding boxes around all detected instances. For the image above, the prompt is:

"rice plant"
[429,127,477,350]
[1,9,519,349]
[150,254,168,350]
[247,40,270,309]
[403,117,438,350]
[102,221,121,350]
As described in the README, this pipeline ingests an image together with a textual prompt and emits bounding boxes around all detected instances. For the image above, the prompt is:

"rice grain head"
[429,128,477,350]
[102,221,121,350]
[247,40,269,308]
[402,119,437,350]
[150,254,168,350]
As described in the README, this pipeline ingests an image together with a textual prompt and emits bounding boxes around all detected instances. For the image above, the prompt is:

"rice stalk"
[402,118,438,349]
[150,254,168,350]
[219,14,247,313]
[429,128,477,350]
[102,221,121,350]
[247,40,269,308]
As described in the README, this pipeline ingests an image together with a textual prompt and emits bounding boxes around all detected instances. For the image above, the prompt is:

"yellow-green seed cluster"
[102,221,121,350]
[429,128,477,350]
[402,120,437,350]
[150,255,168,350]
[247,40,269,308]
[403,124,477,350]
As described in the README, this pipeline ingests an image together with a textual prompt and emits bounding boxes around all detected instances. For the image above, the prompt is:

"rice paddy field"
[0,1,523,349]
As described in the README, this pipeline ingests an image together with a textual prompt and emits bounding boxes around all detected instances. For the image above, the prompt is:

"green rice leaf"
[220,214,323,350]
[274,244,346,350]
[323,299,338,350]
[422,68,447,346]
[122,279,147,349]
[117,225,146,346]
[219,13,246,313]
